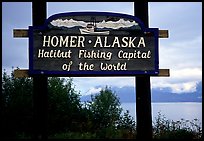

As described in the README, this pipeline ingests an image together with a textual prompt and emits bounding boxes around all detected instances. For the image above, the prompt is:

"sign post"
[134,2,153,140]
[32,1,48,139]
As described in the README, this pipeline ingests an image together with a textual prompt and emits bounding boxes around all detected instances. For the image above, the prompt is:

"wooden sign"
[29,12,159,76]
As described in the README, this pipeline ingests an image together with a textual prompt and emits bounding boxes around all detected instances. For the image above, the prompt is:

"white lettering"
[51,36,59,47]
[121,37,129,47]
[100,62,127,70]
[112,37,120,47]
[59,36,69,47]
[137,37,146,47]
[94,36,103,47]
[118,50,151,60]
[79,62,94,70]
[128,37,137,47]
[43,36,50,47]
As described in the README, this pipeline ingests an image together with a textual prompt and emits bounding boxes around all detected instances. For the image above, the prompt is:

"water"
[121,102,202,127]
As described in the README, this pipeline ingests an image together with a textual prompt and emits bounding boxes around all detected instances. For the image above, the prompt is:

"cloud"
[149,2,202,37]
[159,36,202,69]
[173,81,197,93]
[171,68,202,82]
[73,76,135,95]
[85,87,102,95]
[73,64,202,94]
[152,81,198,94]
[151,67,202,93]
[47,2,134,17]
[74,67,202,95]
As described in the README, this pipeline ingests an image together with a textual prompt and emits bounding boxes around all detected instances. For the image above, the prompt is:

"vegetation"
[153,112,202,140]
[1,68,202,139]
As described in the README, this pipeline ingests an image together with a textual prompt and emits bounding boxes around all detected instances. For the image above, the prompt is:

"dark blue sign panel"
[29,12,159,76]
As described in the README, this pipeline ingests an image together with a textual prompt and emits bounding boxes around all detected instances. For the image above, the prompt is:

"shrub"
[153,111,202,140]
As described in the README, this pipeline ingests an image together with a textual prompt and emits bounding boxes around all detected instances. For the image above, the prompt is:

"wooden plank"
[14,69,29,78]
[159,30,169,38]
[152,69,170,77]
[13,29,28,38]
[13,29,169,38]
[14,69,170,78]
[156,69,170,77]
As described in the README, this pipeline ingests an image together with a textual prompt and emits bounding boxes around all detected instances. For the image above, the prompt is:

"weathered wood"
[14,69,29,78]
[14,69,170,78]
[13,29,169,38]
[157,69,170,77]
[13,29,28,37]
[159,30,169,38]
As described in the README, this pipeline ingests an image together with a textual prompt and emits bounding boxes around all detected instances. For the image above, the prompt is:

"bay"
[121,102,202,127]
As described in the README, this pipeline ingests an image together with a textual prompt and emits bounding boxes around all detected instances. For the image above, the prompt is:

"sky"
[2,2,202,96]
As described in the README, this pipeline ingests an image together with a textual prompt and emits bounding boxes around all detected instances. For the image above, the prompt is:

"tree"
[1,69,138,139]
[88,86,137,138]
[47,77,82,134]
[1,69,83,137]
[1,69,33,138]
[89,86,122,130]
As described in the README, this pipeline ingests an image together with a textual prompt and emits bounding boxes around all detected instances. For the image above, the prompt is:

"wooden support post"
[32,1,48,140]
[134,1,153,140]
[136,76,152,139]
[33,76,48,139]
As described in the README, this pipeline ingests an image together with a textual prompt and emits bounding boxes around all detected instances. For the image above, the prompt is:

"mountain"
[151,84,202,102]
[80,81,202,103]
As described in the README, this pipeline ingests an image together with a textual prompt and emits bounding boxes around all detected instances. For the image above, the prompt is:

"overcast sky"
[2,2,202,95]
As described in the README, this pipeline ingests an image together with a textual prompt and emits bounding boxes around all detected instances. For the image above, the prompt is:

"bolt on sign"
[29,12,159,76]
